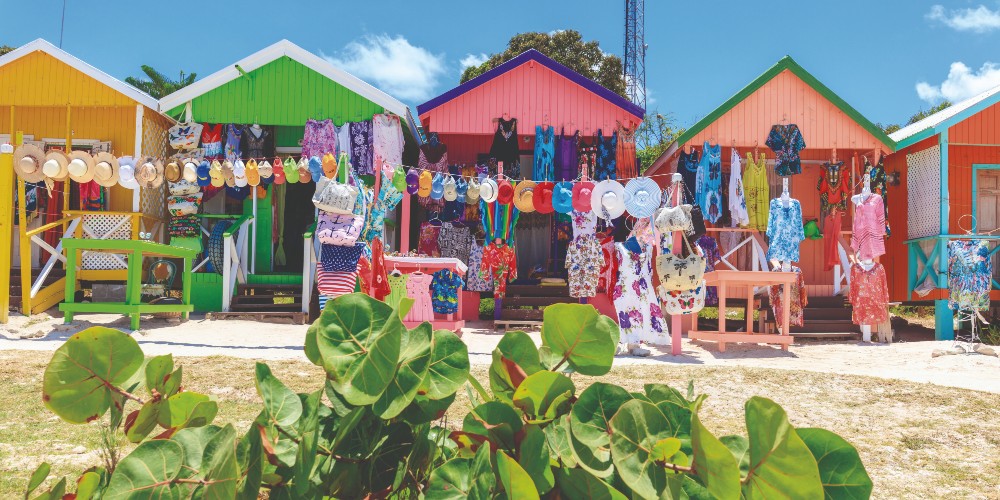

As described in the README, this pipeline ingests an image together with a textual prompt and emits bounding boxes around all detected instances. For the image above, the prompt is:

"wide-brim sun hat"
[135,158,165,190]
[513,180,537,213]
[533,181,555,214]
[13,144,46,183]
[466,178,481,203]
[624,177,662,218]
[93,152,120,187]
[552,181,574,214]
[164,161,182,183]
[479,177,499,203]
[67,150,96,183]
[591,179,626,220]
[183,160,198,183]
[118,156,140,190]
[41,150,70,181]
[572,181,595,212]
[497,178,514,205]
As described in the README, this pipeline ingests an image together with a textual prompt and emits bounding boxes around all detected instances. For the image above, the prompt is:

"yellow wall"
[0,51,136,107]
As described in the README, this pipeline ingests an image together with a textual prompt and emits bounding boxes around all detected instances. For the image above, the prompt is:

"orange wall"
[950,101,1000,144]
[684,69,889,151]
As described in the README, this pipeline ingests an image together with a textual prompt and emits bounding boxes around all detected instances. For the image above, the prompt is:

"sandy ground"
[2,312,999,394]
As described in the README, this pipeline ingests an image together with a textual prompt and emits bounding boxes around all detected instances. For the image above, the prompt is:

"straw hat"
[479,177,499,203]
[164,161,182,183]
[246,159,261,186]
[552,181,574,214]
[118,156,139,190]
[512,180,537,213]
[443,175,458,201]
[591,180,626,221]
[135,158,164,189]
[182,160,198,183]
[624,177,662,218]
[41,150,69,181]
[67,151,96,183]
[13,144,46,183]
[92,152,120,187]
[533,181,555,214]
[466,178,481,203]
[572,181,595,212]
[496,179,514,205]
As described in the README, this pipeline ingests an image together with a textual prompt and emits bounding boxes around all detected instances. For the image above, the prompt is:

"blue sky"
[5,1,1000,129]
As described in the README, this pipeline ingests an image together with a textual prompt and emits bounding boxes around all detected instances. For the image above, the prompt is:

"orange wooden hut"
[887,84,1000,339]
[646,56,895,335]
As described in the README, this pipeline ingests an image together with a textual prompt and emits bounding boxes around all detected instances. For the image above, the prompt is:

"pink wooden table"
[689,270,796,352]
[384,256,467,332]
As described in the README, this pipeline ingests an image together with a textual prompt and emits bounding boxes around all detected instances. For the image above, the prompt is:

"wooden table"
[384,256,467,332]
[689,270,797,352]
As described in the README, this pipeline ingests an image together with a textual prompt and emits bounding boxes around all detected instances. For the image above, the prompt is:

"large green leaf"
[554,467,628,500]
[489,330,543,401]
[468,441,495,499]
[105,439,185,499]
[426,458,473,499]
[311,293,403,405]
[254,363,302,428]
[720,435,750,478]
[201,425,240,499]
[543,415,578,468]
[742,397,823,500]
[797,428,873,499]
[42,327,144,423]
[373,322,433,419]
[539,304,618,376]
[690,413,741,499]
[568,419,614,478]
[462,401,523,452]
[511,371,574,424]
[145,354,181,398]
[572,382,633,447]
[496,450,540,500]
[291,392,321,499]
[25,462,50,497]
[236,426,263,500]
[421,329,470,400]
[124,400,162,443]
[609,399,680,499]
[518,425,555,494]
[74,471,101,500]
[158,392,218,430]
[401,393,456,426]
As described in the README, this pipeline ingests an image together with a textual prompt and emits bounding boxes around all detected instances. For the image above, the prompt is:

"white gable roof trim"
[0,38,159,110]
[890,83,1000,146]
[158,40,410,120]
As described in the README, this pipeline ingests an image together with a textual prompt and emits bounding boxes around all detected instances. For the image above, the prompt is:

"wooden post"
[0,144,13,323]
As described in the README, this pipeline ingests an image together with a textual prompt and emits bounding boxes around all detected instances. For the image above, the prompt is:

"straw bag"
[660,284,706,315]
[316,212,363,246]
[313,176,359,215]
[655,234,705,291]
[168,103,203,150]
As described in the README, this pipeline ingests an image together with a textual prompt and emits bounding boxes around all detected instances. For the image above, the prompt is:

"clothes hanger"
[781,178,791,207]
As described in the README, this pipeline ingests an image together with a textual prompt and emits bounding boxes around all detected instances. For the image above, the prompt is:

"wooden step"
[501,296,577,307]
[499,309,544,321]
[504,285,569,297]
[207,311,308,324]
[792,332,861,339]
[495,320,542,331]
[763,307,854,321]
[789,320,860,334]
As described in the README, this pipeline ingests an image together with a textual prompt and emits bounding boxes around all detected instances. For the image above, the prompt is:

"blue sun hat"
[624,177,662,218]
[196,160,211,187]
[552,181,575,214]
[308,156,324,182]
[430,172,445,200]
[456,178,468,203]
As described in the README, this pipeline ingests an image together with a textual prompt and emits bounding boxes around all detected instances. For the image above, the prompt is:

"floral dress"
[849,263,889,325]
[533,125,555,181]
[350,120,374,176]
[613,242,669,346]
[465,242,494,292]
[766,198,805,263]
[302,119,337,158]
[768,265,807,328]
[765,124,806,176]
[417,223,442,257]
[431,269,465,314]
[481,242,517,299]
[696,235,721,306]
[948,240,991,311]
[566,211,602,298]
[728,149,749,227]
[360,182,403,244]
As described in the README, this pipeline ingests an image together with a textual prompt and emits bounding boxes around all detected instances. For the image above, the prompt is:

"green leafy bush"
[28,294,872,499]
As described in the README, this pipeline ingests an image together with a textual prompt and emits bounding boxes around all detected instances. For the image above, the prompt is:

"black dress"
[677,149,700,204]
[489,117,520,178]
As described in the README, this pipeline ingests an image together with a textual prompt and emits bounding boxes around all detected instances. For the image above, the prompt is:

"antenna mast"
[624,0,647,111]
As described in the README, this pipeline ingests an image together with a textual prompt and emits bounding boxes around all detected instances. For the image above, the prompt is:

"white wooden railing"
[301,224,321,314]
[221,216,253,311]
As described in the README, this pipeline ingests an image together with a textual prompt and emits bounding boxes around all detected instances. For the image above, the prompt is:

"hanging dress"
[817,161,850,270]
[465,241,494,292]
[765,124,807,176]
[385,273,408,309]
[728,149,749,227]
[612,242,669,346]
[849,263,889,325]
[696,142,723,223]
[302,119,337,158]
[533,125,555,181]
[373,114,404,174]
[743,152,770,231]
[866,154,891,236]
[696,234,721,306]
[616,124,638,180]
[418,142,449,213]
[851,194,886,262]
[201,124,224,159]
[768,265,807,328]
[404,272,434,322]
[349,120,374,176]
[677,149,700,205]
[225,124,242,162]
[241,125,273,160]
[489,117,520,178]
[555,129,579,181]
[947,240,991,311]
[566,211,602,298]
[578,136,598,180]
[766,198,805,263]
[594,129,617,180]
[335,123,352,159]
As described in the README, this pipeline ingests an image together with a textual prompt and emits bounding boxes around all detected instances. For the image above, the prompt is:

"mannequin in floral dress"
[612,238,669,355]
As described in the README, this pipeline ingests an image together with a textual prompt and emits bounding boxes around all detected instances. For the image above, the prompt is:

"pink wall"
[420,60,642,137]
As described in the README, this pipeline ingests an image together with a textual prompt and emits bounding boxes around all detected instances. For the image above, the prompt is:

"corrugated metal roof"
[889,84,1000,146]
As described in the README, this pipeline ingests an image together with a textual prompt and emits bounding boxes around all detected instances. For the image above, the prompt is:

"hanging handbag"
[660,283,706,315]
[655,233,705,291]
[316,211,363,246]
[168,103,203,150]
[313,176,359,215]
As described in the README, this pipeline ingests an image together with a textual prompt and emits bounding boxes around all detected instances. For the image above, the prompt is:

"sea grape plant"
[28,294,873,499]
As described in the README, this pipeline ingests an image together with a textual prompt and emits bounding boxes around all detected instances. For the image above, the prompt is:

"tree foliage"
[0,45,14,56]
[877,100,953,135]
[460,30,626,98]
[28,295,872,499]
[125,65,197,99]
[637,111,684,173]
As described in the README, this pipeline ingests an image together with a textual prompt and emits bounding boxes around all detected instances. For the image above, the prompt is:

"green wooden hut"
[158,40,419,316]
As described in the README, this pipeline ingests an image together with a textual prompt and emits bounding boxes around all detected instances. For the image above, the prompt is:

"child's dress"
[404,272,434,322]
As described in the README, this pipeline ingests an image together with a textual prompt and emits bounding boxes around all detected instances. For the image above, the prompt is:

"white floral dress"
[613,242,669,346]
[566,211,602,298]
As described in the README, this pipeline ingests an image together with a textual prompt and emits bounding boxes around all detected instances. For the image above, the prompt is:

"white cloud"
[927,4,1000,33]
[459,53,488,70]
[916,61,1000,103]
[324,34,446,102]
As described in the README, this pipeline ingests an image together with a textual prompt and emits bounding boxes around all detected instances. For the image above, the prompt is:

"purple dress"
[350,120,374,176]
[302,119,337,158]
[555,128,578,181]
